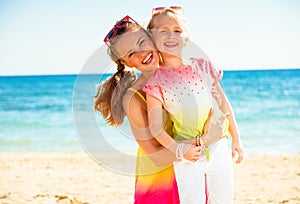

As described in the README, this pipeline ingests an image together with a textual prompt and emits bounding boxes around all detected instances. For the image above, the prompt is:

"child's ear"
[182,32,190,46]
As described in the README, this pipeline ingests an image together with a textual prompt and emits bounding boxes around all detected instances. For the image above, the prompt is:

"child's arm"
[215,83,244,164]
[146,92,202,162]
[123,91,177,166]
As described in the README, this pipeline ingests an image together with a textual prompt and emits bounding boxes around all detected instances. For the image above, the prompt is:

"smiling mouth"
[164,42,177,48]
[142,52,153,64]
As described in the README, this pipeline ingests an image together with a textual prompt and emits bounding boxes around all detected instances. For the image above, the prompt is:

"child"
[143,7,244,204]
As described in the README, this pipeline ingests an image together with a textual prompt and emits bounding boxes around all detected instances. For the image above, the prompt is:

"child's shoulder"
[153,66,171,75]
[190,57,223,83]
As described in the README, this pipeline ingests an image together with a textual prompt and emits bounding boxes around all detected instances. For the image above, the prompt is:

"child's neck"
[161,54,185,68]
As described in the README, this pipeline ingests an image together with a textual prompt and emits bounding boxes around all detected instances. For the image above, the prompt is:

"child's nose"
[166,31,176,38]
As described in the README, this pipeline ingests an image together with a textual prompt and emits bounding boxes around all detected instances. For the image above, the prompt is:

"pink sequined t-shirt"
[143,58,223,141]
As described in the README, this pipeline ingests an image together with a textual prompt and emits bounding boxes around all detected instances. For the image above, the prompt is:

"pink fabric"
[143,58,223,141]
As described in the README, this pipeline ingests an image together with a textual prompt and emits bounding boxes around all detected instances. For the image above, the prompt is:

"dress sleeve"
[142,71,164,103]
[192,58,223,86]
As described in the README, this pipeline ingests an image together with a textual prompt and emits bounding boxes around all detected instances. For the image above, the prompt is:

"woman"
[94,15,226,204]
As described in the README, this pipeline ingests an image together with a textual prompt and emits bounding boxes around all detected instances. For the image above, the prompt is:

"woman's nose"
[136,49,147,56]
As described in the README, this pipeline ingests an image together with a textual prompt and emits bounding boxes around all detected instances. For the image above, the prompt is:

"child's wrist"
[195,134,207,147]
[175,143,185,160]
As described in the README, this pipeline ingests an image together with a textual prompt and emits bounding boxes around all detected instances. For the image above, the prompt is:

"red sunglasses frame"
[152,6,182,15]
[103,15,138,43]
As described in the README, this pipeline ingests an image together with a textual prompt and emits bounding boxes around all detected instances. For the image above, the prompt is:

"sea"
[1,69,299,155]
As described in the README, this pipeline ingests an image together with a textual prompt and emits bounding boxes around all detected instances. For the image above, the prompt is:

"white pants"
[174,138,233,204]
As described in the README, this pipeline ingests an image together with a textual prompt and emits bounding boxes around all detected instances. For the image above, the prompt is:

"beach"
[1,71,299,203]
[1,152,299,204]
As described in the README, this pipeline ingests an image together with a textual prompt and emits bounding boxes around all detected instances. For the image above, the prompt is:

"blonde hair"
[147,8,190,42]
[94,22,143,126]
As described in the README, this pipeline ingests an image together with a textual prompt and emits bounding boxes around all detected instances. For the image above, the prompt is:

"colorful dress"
[127,88,180,204]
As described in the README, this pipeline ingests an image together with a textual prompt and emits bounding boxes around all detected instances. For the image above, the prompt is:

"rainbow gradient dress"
[134,148,180,204]
[127,88,180,204]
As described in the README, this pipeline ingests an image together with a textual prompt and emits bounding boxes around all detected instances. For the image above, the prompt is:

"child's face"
[150,15,185,59]
[114,30,160,71]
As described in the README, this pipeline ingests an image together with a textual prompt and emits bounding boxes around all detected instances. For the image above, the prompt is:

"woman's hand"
[211,86,222,108]
[202,109,228,146]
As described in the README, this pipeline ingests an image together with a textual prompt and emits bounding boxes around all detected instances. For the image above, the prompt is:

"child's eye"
[175,29,182,33]
[139,39,145,46]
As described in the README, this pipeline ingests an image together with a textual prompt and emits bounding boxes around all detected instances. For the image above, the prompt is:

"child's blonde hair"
[147,8,190,42]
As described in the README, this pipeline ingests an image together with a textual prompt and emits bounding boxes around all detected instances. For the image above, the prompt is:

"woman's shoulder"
[122,88,147,121]
[123,88,146,109]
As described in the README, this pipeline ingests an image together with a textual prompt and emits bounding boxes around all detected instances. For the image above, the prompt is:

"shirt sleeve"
[142,70,164,103]
[192,58,223,86]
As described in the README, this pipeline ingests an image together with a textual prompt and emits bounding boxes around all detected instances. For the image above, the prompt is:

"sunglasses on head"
[104,15,138,43]
[152,6,183,15]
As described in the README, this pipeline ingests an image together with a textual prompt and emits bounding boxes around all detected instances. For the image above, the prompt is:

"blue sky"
[0,0,299,75]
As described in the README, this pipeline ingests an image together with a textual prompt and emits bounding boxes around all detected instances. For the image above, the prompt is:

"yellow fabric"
[128,87,146,103]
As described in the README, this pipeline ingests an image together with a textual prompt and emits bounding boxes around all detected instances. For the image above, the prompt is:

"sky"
[0,0,299,76]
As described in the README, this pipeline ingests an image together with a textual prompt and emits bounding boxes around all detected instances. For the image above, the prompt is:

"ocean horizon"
[0,69,299,155]
[1,67,300,77]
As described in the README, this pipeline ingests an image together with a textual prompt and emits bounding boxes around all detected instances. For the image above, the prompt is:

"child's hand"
[232,139,244,164]
[211,86,222,107]
[183,144,202,162]
[203,109,229,146]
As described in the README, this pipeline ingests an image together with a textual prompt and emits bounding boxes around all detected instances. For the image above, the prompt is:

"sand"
[1,152,299,204]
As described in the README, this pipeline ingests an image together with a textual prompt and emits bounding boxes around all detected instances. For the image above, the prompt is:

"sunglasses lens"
[117,19,128,27]
[105,30,115,41]
[103,15,135,43]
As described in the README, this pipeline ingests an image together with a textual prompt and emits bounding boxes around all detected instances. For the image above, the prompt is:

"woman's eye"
[128,52,135,58]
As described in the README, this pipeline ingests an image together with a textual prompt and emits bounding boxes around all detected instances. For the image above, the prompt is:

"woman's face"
[114,29,160,71]
[150,15,185,59]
